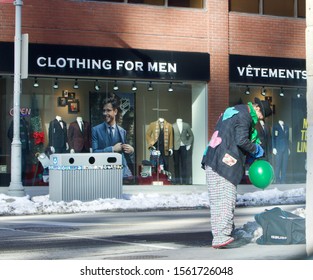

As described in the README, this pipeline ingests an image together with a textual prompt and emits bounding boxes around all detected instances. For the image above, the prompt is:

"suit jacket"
[48,119,68,152]
[68,121,91,152]
[273,122,289,153]
[255,121,272,159]
[92,122,127,152]
[146,120,173,155]
[92,122,133,177]
[172,121,194,150]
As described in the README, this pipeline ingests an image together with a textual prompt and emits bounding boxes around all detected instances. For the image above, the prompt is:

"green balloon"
[248,160,274,189]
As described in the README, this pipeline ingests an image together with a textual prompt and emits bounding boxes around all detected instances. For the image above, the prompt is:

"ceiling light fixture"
[279,87,284,97]
[53,78,59,89]
[168,82,173,92]
[113,80,119,91]
[132,81,137,91]
[33,77,39,88]
[73,79,79,89]
[94,80,100,91]
[245,86,250,95]
[147,81,153,91]
[261,86,266,96]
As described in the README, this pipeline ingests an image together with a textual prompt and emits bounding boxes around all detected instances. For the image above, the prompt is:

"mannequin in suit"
[146,117,173,171]
[272,120,289,183]
[255,119,272,162]
[172,118,194,184]
[68,116,92,153]
[48,115,68,153]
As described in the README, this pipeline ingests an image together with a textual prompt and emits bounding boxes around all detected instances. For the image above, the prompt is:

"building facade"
[0,0,306,187]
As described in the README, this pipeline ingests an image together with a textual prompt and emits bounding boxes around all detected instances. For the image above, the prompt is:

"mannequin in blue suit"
[272,120,289,183]
[92,97,134,178]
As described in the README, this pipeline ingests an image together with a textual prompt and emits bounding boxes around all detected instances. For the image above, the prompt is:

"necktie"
[59,120,63,129]
[80,121,84,132]
[109,126,114,145]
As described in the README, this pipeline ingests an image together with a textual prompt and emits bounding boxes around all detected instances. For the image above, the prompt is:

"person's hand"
[113,142,123,152]
[253,144,264,158]
[122,144,134,154]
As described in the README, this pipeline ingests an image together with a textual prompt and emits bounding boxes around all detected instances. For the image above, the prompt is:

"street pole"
[7,0,25,197]
[306,0,313,257]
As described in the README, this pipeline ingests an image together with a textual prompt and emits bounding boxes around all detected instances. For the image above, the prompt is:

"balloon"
[248,160,274,189]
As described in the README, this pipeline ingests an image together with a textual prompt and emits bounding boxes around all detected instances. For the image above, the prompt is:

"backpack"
[254,207,306,245]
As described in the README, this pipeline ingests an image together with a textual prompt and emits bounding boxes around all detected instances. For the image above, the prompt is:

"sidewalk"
[0,183,306,198]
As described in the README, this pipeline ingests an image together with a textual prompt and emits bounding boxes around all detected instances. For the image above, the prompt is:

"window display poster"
[291,97,307,183]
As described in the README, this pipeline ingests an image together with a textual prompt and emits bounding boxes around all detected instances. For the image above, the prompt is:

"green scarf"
[248,102,261,144]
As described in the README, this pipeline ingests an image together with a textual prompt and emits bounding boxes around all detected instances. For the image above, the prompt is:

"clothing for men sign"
[0,42,210,81]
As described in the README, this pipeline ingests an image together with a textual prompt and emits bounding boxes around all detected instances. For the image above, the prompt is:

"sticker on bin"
[49,164,123,170]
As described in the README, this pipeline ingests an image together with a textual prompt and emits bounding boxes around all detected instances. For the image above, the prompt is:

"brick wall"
[0,0,306,138]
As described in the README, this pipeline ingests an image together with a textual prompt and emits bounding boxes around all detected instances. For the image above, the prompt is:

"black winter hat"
[254,97,272,118]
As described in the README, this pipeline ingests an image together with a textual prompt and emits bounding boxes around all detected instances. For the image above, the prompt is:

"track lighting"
[132,81,137,91]
[113,80,119,91]
[94,80,100,91]
[245,86,250,95]
[33,77,39,88]
[53,78,59,89]
[73,79,79,89]
[261,86,266,96]
[279,87,284,97]
[168,82,173,92]
[147,81,154,91]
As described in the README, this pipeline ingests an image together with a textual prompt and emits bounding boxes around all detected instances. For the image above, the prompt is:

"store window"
[230,84,307,184]
[0,77,207,187]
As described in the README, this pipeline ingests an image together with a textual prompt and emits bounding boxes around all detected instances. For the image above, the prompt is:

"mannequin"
[68,116,92,153]
[146,117,173,171]
[255,119,272,162]
[48,115,68,153]
[272,120,289,183]
[172,118,194,184]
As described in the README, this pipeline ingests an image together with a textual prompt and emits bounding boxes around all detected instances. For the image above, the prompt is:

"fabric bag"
[255,207,306,245]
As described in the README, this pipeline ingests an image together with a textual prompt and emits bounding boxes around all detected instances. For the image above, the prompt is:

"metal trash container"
[49,153,123,202]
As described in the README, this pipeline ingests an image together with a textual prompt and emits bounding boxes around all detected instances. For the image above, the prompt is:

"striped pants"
[205,166,237,246]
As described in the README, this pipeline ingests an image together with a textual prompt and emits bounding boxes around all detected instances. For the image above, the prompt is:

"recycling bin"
[49,153,123,202]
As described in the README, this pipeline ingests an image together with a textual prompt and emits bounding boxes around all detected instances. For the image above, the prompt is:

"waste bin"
[49,153,123,202]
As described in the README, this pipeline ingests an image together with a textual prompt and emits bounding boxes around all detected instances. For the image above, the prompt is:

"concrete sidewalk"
[0,183,306,198]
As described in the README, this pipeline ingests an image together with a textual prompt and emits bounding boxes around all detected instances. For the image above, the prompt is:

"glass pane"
[128,0,165,5]
[230,84,307,184]
[168,0,203,8]
[298,0,305,18]
[230,0,259,13]
[264,0,294,17]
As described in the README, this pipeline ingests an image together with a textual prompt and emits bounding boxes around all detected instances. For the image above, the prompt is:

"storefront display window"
[0,77,207,187]
[230,85,307,184]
